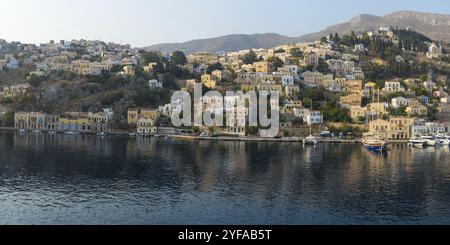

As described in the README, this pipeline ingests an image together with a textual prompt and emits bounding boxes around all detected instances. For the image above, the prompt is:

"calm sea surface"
[0,132,449,224]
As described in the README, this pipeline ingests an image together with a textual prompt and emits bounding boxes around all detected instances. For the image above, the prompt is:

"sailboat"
[303,101,320,146]
[362,88,388,153]
[362,133,388,153]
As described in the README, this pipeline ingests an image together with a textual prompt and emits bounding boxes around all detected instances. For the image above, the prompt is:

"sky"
[1,0,450,47]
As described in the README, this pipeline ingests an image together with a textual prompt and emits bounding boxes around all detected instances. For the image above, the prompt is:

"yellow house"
[127,108,139,124]
[258,84,282,93]
[350,106,367,121]
[122,65,135,76]
[253,61,272,73]
[369,119,390,139]
[241,84,257,92]
[141,109,160,120]
[342,79,363,92]
[137,117,157,134]
[284,85,300,97]
[143,62,157,73]
[128,108,160,125]
[340,92,362,107]
[211,70,223,81]
[59,112,90,131]
[89,112,109,132]
[406,105,427,116]
[201,74,217,89]
[371,58,387,66]
[368,102,388,115]
[389,117,414,140]
[14,112,31,129]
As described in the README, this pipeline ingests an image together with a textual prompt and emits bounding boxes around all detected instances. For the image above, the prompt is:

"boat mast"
[309,100,313,136]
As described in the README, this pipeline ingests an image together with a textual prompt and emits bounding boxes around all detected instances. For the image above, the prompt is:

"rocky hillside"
[147,11,450,54]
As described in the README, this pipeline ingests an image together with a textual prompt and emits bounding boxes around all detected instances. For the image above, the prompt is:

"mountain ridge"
[146,10,450,54]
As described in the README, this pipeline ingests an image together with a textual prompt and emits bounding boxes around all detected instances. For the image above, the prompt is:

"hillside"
[147,10,450,54]
[146,33,298,54]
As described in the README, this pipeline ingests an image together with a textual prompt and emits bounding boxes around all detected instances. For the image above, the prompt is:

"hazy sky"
[1,0,450,47]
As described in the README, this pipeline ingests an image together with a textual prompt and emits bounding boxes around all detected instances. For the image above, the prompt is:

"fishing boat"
[362,134,388,153]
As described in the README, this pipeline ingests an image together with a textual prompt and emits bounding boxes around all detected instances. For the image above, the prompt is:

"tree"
[206,62,223,74]
[242,50,258,64]
[321,102,351,123]
[1,112,14,127]
[316,58,330,73]
[141,51,161,64]
[171,51,187,65]
[267,56,284,70]
[290,48,304,58]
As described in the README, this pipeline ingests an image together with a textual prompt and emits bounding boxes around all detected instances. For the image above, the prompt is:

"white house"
[426,43,442,59]
[354,44,365,52]
[391,97,408,108]
[281,75,294,86]
[148,79,163,89]
[6,59,19,69]
[382,81,405,93]
[304,110,323,126]
[423,81,436,90]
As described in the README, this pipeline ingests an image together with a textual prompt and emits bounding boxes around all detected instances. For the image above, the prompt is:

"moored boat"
[362,134,388,153]
[303,135,320,145]
[65,131,80,135]
[443,137,450,145]
[420,136,436,146]
[408,139,426,147]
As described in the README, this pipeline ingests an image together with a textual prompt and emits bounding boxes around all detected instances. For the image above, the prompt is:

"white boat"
[19,129,27,134]
[443,137,450,145]
[420,136,436,146]
[97,132,106,136]
[32,129,41,134]
[48,130,57,135]
[65,131,80,135]
[303,101,320,146]
[362,134,388,153]
[303,135,320,145]
[408,139,427,147]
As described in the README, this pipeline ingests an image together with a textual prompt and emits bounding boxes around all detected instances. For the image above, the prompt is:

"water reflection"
[0,133,449,224]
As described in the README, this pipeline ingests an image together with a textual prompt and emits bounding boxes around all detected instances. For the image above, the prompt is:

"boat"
[48,130,57,135]
[362,134,388,153]
[303,101,320,146]
[303,135,320,145]
[129,133,136,137]
[408,139,426,147]
[97,132,107,137]
[19,129,27,134]
[443,137,450,146]
[32,129,41,134]
[420,135,436,146]
[64,131,80,135]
